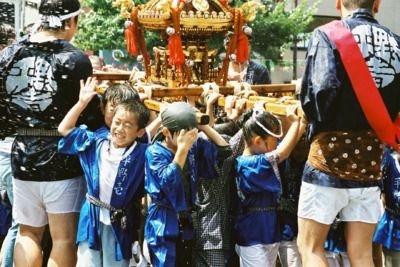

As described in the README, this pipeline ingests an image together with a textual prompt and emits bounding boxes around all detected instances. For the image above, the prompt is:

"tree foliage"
[249,0,319,61]
[74,0,318,62]
[74,0,124,51]
[74,0,161,53]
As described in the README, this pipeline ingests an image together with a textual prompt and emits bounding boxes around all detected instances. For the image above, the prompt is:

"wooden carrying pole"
[217,95,302,116]
[144,96,302,117]
[93,71,300,116]
[142,84,295,97]
[92,71,131,81]
[91,71,296,97]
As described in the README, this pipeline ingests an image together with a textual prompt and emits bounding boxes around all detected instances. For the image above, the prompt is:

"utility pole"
[292,0,298,80]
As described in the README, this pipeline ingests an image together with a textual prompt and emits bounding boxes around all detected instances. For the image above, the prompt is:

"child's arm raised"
[144,102,167,139]
[275,104,301,163]
[58,77,98,137]
[205,92,222,127]
[197,124,229,147]
[173,128,198,168]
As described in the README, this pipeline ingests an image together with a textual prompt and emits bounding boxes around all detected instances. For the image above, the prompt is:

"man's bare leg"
[345,221,376,267]
[297,217,331,267]
[46,212,79,267]
[14,224,45,267]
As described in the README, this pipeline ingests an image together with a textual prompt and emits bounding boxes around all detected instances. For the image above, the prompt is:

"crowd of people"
[0,0,400,267]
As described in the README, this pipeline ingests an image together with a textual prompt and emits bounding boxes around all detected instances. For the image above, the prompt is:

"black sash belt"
[243,206,277,213]
[86,193,127,229]
[154,202,193,228]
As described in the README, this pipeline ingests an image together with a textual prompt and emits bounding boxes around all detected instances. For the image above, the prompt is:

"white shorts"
[297,182,381,224]
[235,243,280,267]
[278,240,302,267]
[13,177,85,227]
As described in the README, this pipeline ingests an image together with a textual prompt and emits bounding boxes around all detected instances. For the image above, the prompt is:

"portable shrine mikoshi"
[113,0,265,87]
[95,0,302,117]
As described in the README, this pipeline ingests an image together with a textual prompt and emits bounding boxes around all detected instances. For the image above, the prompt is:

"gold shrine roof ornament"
[113,0,265,86]
[133,0,234,34]
[113,0,264,40]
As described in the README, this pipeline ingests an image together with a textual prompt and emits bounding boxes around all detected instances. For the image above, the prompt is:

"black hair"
[342,0,375,10]
[114,100,150,130]
[213,118,240,137]
[166,128,177,137]
[39,0,80,15]
[0,23,15,45]
[236,110,251,128]
[101,83,140,108]
[242,108,281,145]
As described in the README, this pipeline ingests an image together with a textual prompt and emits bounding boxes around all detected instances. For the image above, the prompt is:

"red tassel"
[219,0,228,8]
[235,32,250,63]
[125,23,139,56]
[168,34,185,66]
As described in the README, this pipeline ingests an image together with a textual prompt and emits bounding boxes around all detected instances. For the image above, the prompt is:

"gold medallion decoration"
[192,0,209,12]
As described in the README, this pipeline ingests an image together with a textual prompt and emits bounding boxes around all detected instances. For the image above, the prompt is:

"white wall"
[314,0,400,34]
[376,0,400,35]
[24,0,40,28]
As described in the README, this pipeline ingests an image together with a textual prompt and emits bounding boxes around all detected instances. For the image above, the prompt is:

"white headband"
[252,106,283,138]
[31,9,82,34]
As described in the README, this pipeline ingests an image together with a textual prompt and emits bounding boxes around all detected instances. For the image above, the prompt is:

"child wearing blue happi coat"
[58,78,150,267]
[144,102,232,267]
[234,105,306,267]
[374,148,400,267]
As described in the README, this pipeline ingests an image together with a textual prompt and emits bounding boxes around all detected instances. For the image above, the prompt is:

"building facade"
[274,0,400,83]
[2,0,400,83]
